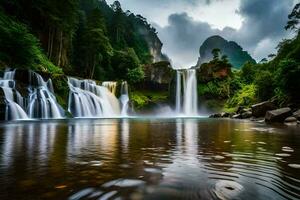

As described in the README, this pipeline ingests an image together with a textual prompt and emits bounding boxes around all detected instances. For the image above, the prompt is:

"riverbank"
[210,101,300,126]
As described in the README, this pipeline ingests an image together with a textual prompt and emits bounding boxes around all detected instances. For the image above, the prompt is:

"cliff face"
[199,35,256,68]
[137,25,166,63]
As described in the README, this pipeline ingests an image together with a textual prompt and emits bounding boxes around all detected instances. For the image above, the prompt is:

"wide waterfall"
[175,69,198,116]
[119,81,129,116]
[68,77,121,118]
[0,69,64,120]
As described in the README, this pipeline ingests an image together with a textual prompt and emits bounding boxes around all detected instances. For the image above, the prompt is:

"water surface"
[0,118,300,199]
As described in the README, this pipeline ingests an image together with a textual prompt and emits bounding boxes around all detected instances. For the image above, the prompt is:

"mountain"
[198,35,256,68]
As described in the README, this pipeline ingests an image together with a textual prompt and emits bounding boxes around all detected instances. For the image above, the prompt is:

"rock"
[143,61,173,90]
[265,107,292,123]
[241,111,252,119]
[251,101,276,118]
[284,117,297,125]
[221,112,230,118]
[293,109,300,120]
[285,116,297,123]
[0,95,6,121]
[209,113,222,118]
[236,106,245,114]
[232,114,241,119]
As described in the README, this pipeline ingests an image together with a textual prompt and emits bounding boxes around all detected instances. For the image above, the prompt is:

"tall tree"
[285,3,300,31]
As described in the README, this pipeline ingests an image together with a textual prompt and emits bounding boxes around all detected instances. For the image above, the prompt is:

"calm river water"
[0,118,300,200]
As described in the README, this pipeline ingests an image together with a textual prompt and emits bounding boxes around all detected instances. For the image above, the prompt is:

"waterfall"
[119,81,129,116]
[27,71,64,119]
[0,69,63,120]
[68,77,120,118]
[176,71,182,113]
[102,82,117,95]
[175,69,198,116]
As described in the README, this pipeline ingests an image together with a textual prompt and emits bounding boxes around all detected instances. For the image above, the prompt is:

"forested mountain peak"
[199,35,256,68]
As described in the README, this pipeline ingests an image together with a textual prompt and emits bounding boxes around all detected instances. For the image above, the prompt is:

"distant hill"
[198,35,256,68]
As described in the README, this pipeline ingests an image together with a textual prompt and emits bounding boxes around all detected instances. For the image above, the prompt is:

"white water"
[68,77,120,118]
[0,69,63,120]
[27,71,63,119]
[176,69,198,116]
[119,81,129,116]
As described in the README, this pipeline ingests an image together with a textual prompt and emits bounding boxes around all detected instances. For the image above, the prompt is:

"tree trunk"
[90,55,96,79]
[47,28,51,57]
[49,28,54,60]
[57,31,63,66]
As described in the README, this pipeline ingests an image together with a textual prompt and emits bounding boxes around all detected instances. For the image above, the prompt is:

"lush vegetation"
[198,3,300,111]
[0,0,163,83]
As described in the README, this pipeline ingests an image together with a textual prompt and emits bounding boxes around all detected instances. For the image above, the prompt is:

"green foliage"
[130,90,168,110]
[240,61,256,83]
[275,59,300,102]
[0,10,62,74]
[254,70,274,101]
[285,3,300,31]
[0,0,161,81]
[73,8,112,79]
[226,84,257,108]
[127,67,145,83]
[111,48,144,82]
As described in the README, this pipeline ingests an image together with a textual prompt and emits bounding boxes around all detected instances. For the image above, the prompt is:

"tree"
[84,9,112,79]
[285,3,300,31]
[110,1,127,48]
[0,10,61,74]
[111,48,144,82]
[221,55,229,63]
[240,61,256,84]
[212,48,221,60]
[275,59,300,102]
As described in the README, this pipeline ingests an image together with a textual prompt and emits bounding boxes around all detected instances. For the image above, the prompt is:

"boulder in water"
[265,107,292,123]
[293,109,300,120]
[241,111,252,119]
[232,114,242,119]
[251,101,276,117]
[284,116,298,125]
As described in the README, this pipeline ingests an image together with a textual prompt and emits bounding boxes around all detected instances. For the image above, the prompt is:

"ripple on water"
[282,146,294,152]
[69,188,95,200]
[214,180,244,200]
[102,179,145,188]
[144,168,162,174]
[288,164,300,169]
[213,155,226,160]
[275,153,291,157]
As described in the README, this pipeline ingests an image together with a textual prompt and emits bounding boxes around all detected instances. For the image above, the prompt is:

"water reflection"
[0,119,299,199]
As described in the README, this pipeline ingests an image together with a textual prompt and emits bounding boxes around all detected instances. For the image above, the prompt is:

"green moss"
[51,74,69,111]
[130,90,169,110]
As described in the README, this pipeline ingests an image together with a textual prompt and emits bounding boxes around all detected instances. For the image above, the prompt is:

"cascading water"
[102,82,117,95]
[175,69,198,116]
[27,71,64,119]
[0,69,63,120]
[68,77,120,118]
[119,81,129,116]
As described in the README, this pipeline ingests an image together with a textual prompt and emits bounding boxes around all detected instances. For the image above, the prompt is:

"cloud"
[155,0,295,67]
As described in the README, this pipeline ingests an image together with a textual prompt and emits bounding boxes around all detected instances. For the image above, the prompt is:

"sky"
[106,0,298,67]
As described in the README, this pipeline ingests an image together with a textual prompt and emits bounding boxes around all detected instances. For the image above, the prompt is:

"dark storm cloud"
[155,0,295,67]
